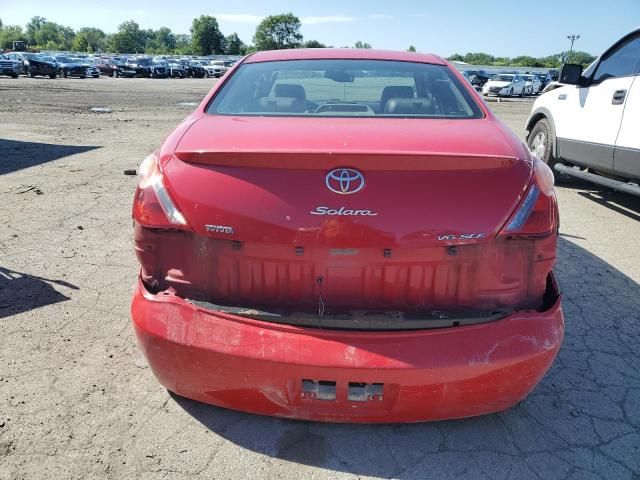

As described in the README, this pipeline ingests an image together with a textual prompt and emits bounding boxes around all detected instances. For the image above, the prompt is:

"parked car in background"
[204,60,227,78]
[72,57,101,78]
[7,52,57,78]
[0,54,22,78]
[482,73,526,97]
[526,28,640,196]
[522,74,542,95]
[462,69,491,90]
[535,72,552,91]
[166,61,186,78]
[120,57,154,78]
[179,59,207,78]
[131,49,563,423]
[54,55,88,78]
[95,57,124,77]
[149,60,168,78]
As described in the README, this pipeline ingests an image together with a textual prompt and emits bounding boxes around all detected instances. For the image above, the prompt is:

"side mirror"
[559,63,584,85]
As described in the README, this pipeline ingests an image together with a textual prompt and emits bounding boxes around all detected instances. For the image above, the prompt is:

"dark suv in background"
[7,52,57,78]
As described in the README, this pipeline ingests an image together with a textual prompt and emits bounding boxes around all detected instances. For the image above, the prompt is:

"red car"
[131,49,563,423]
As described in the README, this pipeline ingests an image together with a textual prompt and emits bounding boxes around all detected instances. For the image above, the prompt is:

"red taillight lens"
[132,153,189,228]
[499,158,557,237]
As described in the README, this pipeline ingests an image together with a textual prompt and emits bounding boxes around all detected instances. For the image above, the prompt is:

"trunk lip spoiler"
[172,150,520,171]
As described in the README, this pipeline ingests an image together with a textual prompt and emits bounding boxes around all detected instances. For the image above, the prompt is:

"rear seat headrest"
[274,84,306,100]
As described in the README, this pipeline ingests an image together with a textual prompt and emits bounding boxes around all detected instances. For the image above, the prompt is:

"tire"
[49,73,56,79]
[93,75,99,78]
[29,70,35,78]
[519,87,524,97]
[508,88,514,97]
[63,70,68,78]
[11,73,18,79]
[80,75,86,79]
[527,118,557,167]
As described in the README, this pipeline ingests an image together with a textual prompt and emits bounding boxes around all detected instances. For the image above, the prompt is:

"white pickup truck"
[525,28,640,196]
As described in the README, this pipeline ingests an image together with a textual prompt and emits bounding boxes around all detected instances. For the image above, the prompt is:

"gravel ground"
[0,77,639,480]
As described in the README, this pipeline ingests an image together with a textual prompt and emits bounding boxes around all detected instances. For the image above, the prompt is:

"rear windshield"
[208,59,483,118]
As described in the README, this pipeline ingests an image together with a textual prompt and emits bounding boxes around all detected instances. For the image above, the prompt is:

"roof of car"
[244,48,447,65]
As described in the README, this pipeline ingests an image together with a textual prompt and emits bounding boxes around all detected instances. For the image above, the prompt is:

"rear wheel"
[49,73,56,79]
[527,118,557,168]
[11,73,18,78]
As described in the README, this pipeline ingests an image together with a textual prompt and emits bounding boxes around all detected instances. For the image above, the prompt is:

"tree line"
[0,13,331,55]
[0,13,596,67]
[446,51,596,68]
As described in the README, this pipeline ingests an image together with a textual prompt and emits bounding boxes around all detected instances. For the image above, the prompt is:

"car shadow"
[557,176,640,221]
[171,236,640,478]
[0,139,100,175]
[576,190,640,222]
[0,267,78,319]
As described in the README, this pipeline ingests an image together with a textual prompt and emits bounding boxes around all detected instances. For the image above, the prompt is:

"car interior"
[209,60,482,118]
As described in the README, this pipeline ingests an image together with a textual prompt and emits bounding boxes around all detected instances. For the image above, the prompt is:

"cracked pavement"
[0,78,638,480]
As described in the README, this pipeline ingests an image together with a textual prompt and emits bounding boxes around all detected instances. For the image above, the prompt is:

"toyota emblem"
[325,168,365,194]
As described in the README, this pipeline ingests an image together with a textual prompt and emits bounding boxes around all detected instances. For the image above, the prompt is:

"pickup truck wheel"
[527,118,557,168]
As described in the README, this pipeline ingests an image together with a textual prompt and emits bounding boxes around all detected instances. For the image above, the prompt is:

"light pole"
[566,34,580,63]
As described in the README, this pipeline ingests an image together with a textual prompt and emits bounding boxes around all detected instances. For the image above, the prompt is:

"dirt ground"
[1,77,639,480]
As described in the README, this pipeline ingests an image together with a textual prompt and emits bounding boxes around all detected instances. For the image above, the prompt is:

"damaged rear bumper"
[131,275,564,423]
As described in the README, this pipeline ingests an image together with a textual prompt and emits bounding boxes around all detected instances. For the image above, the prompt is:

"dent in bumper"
[131,276,564,423]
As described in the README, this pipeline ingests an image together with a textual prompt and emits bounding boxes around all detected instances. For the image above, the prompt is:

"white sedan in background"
[522,74,542,95]
[204,60,228,78]
[482,73,526,97]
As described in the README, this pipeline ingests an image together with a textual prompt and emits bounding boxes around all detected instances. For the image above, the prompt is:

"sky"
[1,0,639,57]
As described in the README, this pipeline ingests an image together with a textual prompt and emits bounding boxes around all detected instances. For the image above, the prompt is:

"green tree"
[191,15,224,55]
[25,16,47,44]
[225,32,246,55]
[407,45,416,52]
[539,54,562,68]
[145,27,176,53]
[72,34,89,52]
[72,27,106,52]
[568,51,596,66]
[253,13,302,50]
[0,24,28,50]
[462,52,495,65]
[174,34,193,55]
[155,27,176,52]
[354,41,372,49]
[107,20,146,53]
[446,53,464,62]
[303,39,326,48]
[32,21,75,50]
[492,57,511,66]
[512,55,543,67]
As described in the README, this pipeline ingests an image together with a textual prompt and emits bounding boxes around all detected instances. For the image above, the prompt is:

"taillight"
[499,158,557,237]
[132,153,189,228]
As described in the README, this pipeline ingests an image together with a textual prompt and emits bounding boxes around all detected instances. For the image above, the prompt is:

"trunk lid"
[167,115,530,248]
